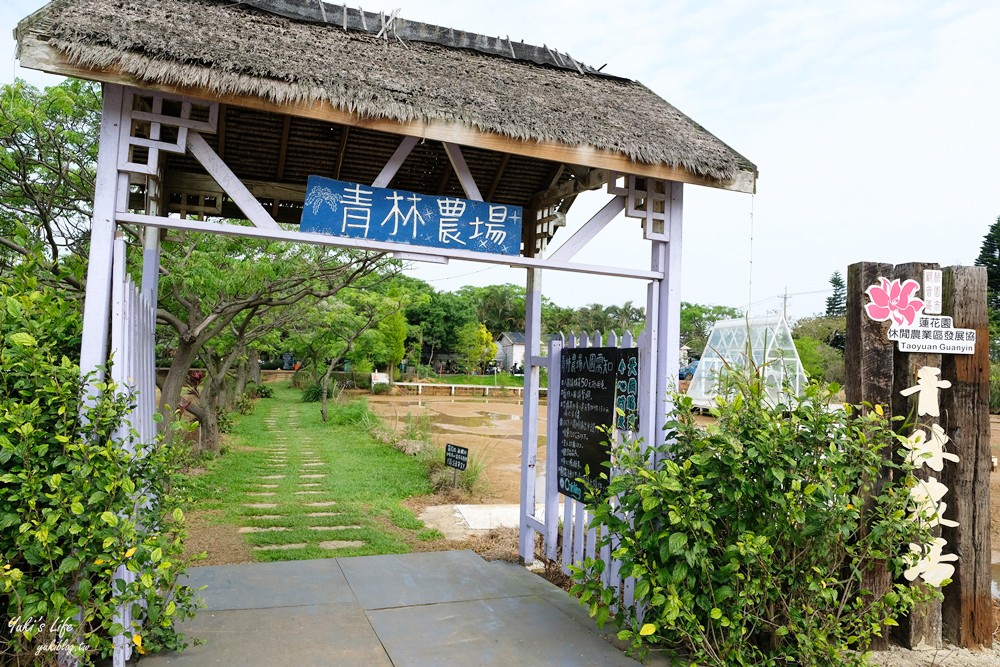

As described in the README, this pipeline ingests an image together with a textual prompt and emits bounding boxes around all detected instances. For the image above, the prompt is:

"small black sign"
[556,347,639,502]
[445,444,469,471]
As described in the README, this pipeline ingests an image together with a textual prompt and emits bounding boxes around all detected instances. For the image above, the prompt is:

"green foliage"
[302,383,324,403]
[793,315,846,353]
[324,399,374,426]
[246,382,273,399]
[794,336,846,384]
[370,382,390,395]
[378,311,408,380]
[570,375,935,667]
[825,271,847,317]
[0,79,100,272]
[456,283,526,338]
[975,217,1000,362]
[0,258,197,664]
[455,322,498,374]
[990,364,1000,414]
[405,290,477,357]
[680,302,743,357]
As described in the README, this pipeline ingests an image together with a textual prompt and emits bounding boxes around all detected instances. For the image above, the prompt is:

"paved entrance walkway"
[141,550,640,666]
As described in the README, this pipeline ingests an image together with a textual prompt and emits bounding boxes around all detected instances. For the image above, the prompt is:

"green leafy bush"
[570,376,935,667]
[244,382,273,399]
[989,363,1000,414]
[301,383,323,403]
[0,259,198,665]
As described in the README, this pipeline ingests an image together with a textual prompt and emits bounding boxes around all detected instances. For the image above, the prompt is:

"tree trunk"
[320,361,336,423]
[157,338,201,431]
[234,356,249,398]
[186,400,220,454]
[250,349,261,385]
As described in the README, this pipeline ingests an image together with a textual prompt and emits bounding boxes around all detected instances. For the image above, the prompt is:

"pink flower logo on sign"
[865,278,924,326]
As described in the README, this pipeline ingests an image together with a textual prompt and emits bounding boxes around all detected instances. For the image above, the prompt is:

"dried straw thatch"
[17,0,756,187]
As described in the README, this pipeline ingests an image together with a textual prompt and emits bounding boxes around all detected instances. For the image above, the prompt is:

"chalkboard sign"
[445,444,469,471]
[556,347,639,502]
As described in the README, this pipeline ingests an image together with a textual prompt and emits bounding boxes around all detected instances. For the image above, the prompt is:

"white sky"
[3,0,999,320]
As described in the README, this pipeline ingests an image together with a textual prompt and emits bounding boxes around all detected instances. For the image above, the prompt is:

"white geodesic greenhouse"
[686,316,808,408]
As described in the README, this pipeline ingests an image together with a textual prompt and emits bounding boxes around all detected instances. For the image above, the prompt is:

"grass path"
[186,384,437,562]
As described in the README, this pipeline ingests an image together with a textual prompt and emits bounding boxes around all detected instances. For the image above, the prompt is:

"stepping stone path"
[254,543,307,551]
[234,403,370,557]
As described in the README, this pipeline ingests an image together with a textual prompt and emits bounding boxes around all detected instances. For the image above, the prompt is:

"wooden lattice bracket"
[118,88,219,176]
[608,171,670,241]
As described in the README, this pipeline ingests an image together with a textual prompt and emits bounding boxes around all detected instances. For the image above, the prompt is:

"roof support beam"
[334,126,350,179]
[547,195,625,262]
[186,130,281,230]
[371,135,419,188]
[485,153,510,201]
[442,142,483,201]
[115,211,662,281]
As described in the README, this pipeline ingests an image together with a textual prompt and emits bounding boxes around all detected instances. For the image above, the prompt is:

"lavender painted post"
[654,181,683,448]
[518,265,542,563]
[80,83,126,391]
[544,335,563,561]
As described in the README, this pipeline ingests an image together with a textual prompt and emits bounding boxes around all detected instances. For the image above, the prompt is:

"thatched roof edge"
[16,0,757,187]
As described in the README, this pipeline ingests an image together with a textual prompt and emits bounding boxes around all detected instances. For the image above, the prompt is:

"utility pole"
[782,288,789,320]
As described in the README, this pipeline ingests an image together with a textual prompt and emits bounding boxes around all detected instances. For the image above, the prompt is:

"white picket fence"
[106,236,157,666]
[547,330,638,612]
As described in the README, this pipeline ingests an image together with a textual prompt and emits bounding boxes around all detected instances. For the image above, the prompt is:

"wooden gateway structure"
[17,1,756,663]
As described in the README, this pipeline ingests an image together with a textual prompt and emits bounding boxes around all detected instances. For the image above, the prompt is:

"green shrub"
[570,375,936,667]
[370,382,390,395]
[245,382,273,399]
[234,394,255,415]
[301,383,323,403]
[0,258,198,664]
[990,363,1000,414]
[326,399,373,426]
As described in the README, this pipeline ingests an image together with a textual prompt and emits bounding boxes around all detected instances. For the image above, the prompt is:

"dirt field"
[367,394,535,504]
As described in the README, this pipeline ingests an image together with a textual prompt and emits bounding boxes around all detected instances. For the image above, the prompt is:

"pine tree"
[974,216,1000,311]
[825,271,847,317]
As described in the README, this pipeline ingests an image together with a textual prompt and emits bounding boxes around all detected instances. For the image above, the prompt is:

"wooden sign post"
[845,261,895,651]
[939,266,993,647]
[846,261,992,651]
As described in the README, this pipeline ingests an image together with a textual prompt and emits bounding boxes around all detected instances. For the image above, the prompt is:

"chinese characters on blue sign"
[299,176,522,256]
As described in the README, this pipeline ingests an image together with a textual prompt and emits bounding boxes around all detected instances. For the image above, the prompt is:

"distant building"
[496,332,527,371]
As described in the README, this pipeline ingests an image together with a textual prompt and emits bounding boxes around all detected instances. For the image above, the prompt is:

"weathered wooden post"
[846,261,895,651]
[846,260,993,652]
[890,262,942,648]
[939,266,993,648]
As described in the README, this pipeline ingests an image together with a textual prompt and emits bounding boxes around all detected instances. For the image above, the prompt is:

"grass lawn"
[184,383,439,562]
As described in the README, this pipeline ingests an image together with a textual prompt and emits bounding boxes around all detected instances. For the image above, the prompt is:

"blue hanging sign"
[300,176,522,256]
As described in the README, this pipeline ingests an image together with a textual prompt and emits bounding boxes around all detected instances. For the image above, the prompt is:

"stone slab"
[183,559,357,610]
[340,550,529,610]
[139,604,391,667]
[367,595,637,667]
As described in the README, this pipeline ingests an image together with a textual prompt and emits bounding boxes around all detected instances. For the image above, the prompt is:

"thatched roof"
[16,0,756,192]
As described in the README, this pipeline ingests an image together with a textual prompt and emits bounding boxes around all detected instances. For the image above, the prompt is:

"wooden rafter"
[333,125,350,179]
[485,153,510,201]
